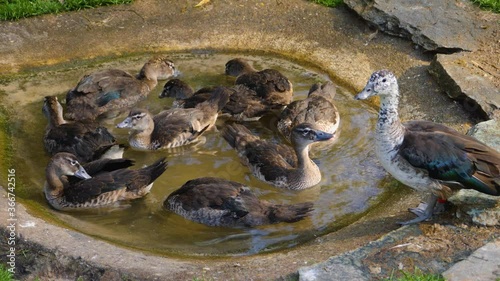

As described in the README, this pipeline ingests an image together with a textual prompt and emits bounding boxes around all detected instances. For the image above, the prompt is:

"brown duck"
[278,81,340,143]
[164,177,314,227]
[222,122,333,190]
[160,78,279,120]
[117,87,230,150]
[65,57,176,121]
[225,58,293,109]
[44,152,168,210]
[42,96,121,163]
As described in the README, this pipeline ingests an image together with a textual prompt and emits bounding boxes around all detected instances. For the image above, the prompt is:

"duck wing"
[65,158,167,203]
[236,69,292,106]
[400,129,500,196]
[45,122,116,162]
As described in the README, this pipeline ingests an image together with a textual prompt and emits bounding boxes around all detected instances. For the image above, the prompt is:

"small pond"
[0,52,390,257]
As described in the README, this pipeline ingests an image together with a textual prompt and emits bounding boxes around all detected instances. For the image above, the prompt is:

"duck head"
[291,123,334,147]
[159,78,194,99]
[354,70,398,100]
[225,58,256,77]
[138,57,178,81]
[48,152,91,179]
[116,108,153,132]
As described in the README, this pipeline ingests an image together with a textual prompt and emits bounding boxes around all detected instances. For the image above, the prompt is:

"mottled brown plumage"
[66,57,176,121]
[42,96,119,163]
[44,152,167,210]
[278,81,340,143]
[225,58,293,108]
[222,123,333,190]
[117,87,230,150]
[164,177,314,227]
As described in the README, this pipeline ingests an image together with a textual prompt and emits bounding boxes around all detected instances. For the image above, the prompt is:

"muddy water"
[0,52,388,256]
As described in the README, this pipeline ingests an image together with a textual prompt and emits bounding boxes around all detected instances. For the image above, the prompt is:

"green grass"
[0,0,133,21]
[310,0,344,8]
[383,268,444,281]
[471,0,500,12]
[0,264,14,281]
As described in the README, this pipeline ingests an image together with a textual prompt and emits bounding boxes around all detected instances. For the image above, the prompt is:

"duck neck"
[293,144,320,183]
[45,166,66,199]
[129,119,154,148]
[48,108,67,127]
[375,94,405,155]
[137,68,158,92]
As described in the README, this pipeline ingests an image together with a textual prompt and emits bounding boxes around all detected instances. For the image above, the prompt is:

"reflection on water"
[0,52,388,257]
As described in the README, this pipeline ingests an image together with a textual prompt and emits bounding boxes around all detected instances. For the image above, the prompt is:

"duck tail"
[143,157,168,184]
[204,87,231,112]
[268,202,314,224]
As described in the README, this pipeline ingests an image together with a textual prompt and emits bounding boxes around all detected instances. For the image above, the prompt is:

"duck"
[164,177,314,227]
[65,56,177,121]
[354,69,500,225]
[222,122,333,190]
[160,78,279,120]
[44,152,168,210]
[278,81,340,143]
[225,58,293,109]
[42,96,122,163]
[117,87,230,150]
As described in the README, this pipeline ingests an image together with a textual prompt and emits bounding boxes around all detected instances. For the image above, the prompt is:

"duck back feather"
[43,96,117,163]
[164,177,313,227]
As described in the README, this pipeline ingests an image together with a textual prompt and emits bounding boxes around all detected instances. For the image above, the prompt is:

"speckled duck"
[355,69,500,225]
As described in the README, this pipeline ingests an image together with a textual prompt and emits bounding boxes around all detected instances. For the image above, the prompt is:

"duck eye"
[382,78,387,82]
[70,160,79,166]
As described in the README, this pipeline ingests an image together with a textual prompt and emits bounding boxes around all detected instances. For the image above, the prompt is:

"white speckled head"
[354,70,398,100]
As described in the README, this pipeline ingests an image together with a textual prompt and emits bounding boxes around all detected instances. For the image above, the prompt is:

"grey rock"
[448,190,500,226]
[442,239,500,281]
[344,0,481,52]
[468,119,500,151]
[298,226,420,281]
[299,257,369,281]
[429,53,500,119]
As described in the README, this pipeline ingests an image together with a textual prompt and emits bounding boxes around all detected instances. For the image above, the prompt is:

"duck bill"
[116,117,132,128]
[354,84,374,100]
[74,166,91,179]
[315,131,334,142]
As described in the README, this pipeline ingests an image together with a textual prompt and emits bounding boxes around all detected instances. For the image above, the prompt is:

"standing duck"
[225,58,293,109]
[44,152,168,210]
[164,177,314,227]
[222,123,333,190]
[355,69,500,225]
[278,81,340,143]
[160,79,278,120]
[117,87,230,150]
[42,96,122,163]
[65,57,176,121]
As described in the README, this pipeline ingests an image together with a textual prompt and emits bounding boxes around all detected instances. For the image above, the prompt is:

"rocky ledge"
[345,0,499,123]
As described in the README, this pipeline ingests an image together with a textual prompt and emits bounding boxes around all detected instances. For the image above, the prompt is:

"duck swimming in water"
[355,69,500,225]
[222,122,333,190]
[44,152,168,210]
[225,58,293,109]
[164,177,314,227]
[65,57,176,121]
[42,96,122,163]
[160,78,278,121]
[117,87,230,150]
[278,81,340,144]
